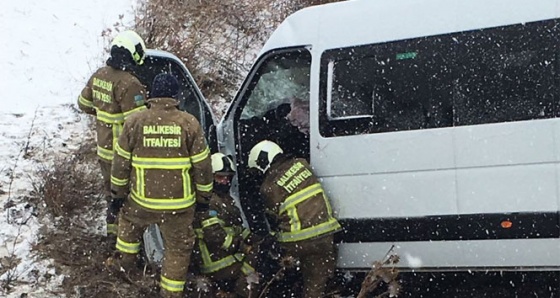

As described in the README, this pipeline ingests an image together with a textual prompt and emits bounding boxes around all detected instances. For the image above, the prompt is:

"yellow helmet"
[248,140,283,173]
[211,153,236,174]
[111,30,146,65]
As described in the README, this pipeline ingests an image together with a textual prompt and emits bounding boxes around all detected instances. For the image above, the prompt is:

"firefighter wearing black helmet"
[77,30,148,239]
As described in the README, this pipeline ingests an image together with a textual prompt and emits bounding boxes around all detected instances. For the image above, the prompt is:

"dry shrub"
[31,152,102,218]
[0,255,22,293]
[30,147,158,297]
[133,0,342,116]
[357,246,401,298]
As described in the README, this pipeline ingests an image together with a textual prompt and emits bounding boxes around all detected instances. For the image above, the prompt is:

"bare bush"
[28,145,158,297]
[0,221,28,293]
[357,246,401,298]
[31,153,102,218]
[133,0,342,117]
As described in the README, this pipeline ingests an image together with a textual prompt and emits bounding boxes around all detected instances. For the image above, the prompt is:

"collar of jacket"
[148,97,179,110]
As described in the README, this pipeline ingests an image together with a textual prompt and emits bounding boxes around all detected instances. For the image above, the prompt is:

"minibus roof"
[260,0,560,54]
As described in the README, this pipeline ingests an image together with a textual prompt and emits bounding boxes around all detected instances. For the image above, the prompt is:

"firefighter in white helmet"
[192,152,259,297]
[248,140,341,298]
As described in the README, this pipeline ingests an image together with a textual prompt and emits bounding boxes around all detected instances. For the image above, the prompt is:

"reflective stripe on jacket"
[77,65,147,163]
[195,222,252,274]
[195,219,243,274]
[260,157,341,242]
[110,97,213,211]
[195,192,253,274]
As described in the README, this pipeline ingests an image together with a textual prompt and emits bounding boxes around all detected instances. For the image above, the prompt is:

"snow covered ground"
[0,0,136,296]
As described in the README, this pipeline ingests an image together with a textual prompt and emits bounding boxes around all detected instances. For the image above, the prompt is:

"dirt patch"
[35,225,159,298]
[29,139,161,297]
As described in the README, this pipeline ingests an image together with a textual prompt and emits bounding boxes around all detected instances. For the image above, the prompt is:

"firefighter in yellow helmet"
[110,73,213,298]
[192,152,259,297]
[77,30,148,239]
[248,140,341,298]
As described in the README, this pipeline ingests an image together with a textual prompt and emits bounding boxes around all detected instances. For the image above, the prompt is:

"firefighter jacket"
[77,65,147,163]
[110,97,213,212]
[260,157,341,242]
[195,192,253,275]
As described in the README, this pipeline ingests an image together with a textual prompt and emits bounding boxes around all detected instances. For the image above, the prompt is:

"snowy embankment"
[0,0,135,296]
[0,106,93,297]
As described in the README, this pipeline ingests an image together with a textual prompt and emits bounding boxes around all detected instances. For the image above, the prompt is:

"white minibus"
[216,0,560,295]
[140,0,560,295]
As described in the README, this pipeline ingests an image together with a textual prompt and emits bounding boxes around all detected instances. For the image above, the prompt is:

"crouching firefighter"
[192,153,259,297]
[109,73,213,298]
[248,140,341,298]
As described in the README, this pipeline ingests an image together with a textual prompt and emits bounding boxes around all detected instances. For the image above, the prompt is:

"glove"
[195,202,209,213]
[244,232,262,247]
[109,197,125,214]
[241,233,257,255]
[260,234,282,260]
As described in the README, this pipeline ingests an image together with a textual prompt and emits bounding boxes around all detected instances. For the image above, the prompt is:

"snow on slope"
[0,0,136,296]
[0,107,93,297]
[0,0,135,113]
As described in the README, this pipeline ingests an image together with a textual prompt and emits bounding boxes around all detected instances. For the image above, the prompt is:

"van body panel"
[318,120,560,219]
[454,120,556,168]
[323,170,457,218]
[261,0,560,54]
[456,165,558,214]
[314,128,455,176]
[337,239,560,270]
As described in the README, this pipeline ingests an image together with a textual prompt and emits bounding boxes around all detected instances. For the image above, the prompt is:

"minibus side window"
[454,21,556,126]
[320,36,453,137]
[328,59,375,119]
[319,19,557,138]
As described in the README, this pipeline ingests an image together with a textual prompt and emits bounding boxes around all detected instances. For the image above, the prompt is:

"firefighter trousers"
[117,200,196,297]
[98,160,119,236]
[280,234,336,298]
[208,257,259,297]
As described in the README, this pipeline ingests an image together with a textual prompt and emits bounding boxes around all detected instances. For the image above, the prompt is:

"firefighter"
[247,140,341,298]
[192,152,259,298]
[77,30,148,239]
[109,73,213,298]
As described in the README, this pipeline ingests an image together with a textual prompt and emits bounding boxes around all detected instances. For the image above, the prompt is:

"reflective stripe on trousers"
[160,275,185,292]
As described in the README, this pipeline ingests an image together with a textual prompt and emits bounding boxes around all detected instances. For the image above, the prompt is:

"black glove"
[256,234,283,281]
[260,234,282,260]
[195,202,209,213]
[109,197,125,213]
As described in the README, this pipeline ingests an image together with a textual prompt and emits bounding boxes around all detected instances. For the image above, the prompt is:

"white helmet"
[111,30,146,65]
[211,153,236,174]
[248,140,283,173]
